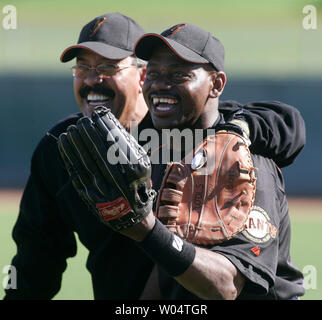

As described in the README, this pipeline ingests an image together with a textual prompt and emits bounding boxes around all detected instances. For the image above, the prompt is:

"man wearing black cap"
[126,23,305,299]
[60,12,149,130]
[4,13,305,300]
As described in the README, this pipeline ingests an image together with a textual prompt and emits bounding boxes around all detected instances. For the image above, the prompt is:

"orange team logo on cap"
[90,17,107,38]
[162,24,187,37]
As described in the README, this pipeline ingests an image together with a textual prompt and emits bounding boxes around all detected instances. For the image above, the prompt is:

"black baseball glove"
[57,107,156,231]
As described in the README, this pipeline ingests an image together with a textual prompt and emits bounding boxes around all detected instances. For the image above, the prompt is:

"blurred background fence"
[0,75,321,196]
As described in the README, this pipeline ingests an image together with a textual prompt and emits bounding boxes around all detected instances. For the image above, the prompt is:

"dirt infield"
[0,190,23,214]
[0,190,23,203]
[287,197,322,217]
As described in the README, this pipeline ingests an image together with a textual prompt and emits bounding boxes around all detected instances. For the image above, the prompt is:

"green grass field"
[1,191,321,300]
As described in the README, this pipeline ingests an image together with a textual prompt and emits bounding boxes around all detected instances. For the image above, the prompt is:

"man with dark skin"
[121,45,245,299]
[4,16,304,299]
[114,24,305,300]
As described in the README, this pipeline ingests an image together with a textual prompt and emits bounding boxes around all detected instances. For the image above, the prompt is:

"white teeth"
[87,94,109,101]
[152,97,178,106]
[156,106,171,111]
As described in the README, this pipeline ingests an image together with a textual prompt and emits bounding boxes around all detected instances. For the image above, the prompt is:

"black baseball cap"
[134,23,225,71]
[60,12,145,62]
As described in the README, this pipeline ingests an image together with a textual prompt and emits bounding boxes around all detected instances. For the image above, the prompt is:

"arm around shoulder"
[220,100,306,167]
[243,101,306,167]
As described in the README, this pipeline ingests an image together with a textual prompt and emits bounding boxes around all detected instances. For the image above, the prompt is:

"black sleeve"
[4,116,80,300]
[219,100,306,168]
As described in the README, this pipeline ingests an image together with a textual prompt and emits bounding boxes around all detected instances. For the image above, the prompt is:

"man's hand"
[57,106,156,232]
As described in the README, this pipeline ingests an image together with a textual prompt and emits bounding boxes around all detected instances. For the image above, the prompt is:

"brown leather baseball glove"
[156,131,257,245]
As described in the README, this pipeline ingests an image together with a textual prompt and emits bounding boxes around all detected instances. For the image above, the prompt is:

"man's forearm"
[176,247,245,300]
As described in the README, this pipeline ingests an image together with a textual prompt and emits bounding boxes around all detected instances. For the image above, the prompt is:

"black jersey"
[152,155,304,299]
[4,101,305,300]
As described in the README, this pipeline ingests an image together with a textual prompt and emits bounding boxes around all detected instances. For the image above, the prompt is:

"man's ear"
[210,71,227,98]
[138,66,147,93]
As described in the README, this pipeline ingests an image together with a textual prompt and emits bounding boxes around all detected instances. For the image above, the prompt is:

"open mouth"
[87,93,111,107]
[151,95,178,114]
[84,88,116,111]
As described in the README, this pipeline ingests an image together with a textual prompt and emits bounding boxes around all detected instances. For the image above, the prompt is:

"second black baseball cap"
[134,23,225,71]
[60,12,145,62]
